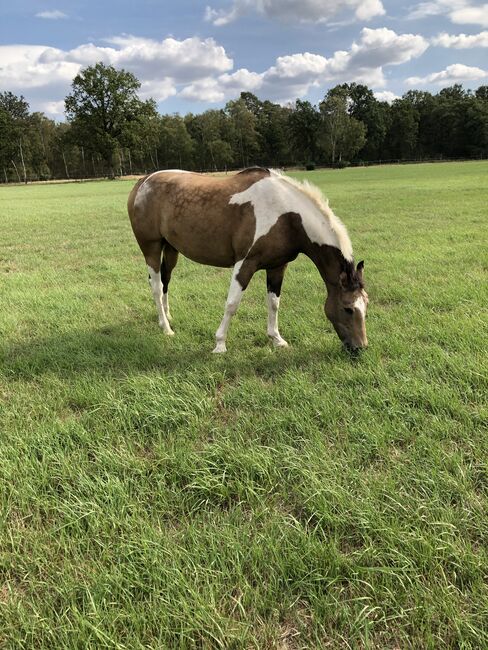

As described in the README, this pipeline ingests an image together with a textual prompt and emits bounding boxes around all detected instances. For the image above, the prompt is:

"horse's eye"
[344,307,353,315]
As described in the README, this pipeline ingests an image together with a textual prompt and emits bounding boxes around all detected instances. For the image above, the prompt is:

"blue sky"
[1,0,487,117]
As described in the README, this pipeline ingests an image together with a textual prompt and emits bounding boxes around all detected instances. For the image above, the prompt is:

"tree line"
[1,62,488,182]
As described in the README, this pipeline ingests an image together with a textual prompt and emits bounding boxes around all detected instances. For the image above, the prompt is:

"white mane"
[270,169,353,261]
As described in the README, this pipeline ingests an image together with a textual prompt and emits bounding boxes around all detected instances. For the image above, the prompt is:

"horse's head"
[325,260,368,351]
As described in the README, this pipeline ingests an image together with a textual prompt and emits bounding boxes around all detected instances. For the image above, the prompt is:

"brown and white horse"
[127,167,368,353]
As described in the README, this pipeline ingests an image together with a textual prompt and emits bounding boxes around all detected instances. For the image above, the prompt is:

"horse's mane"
[270,169,353,262]
[237,166,270,175]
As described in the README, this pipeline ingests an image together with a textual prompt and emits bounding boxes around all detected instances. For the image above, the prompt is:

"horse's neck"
[305,243,344,290]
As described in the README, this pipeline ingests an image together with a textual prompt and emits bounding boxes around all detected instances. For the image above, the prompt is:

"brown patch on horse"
[128,168,271,268]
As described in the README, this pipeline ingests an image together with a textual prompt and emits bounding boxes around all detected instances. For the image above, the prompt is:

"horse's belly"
[164,226,236,268]
[171,240,234,267]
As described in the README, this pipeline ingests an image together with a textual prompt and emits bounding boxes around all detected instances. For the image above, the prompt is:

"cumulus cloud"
[0,27,430,114]
[406,63,488,84]
[374,90,400,102]
[450,4,488,27]
[0,36,233,115]
[187,27,429,104]
[408,1,488,26]
[205,0,385,26]
[432,30,488,47]
[36,10,68,19]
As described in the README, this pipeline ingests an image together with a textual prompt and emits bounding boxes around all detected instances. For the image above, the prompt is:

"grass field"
[1,162,487,649]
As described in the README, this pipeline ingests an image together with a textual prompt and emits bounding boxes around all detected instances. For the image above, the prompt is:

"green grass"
[1,162,487,649]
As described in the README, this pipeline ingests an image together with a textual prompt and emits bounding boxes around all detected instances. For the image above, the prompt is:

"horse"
[127,167,368,353]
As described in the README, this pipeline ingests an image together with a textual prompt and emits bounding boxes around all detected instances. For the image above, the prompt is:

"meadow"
[0,162,487,649]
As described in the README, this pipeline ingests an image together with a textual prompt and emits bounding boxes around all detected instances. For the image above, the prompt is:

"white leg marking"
[267,292,288,348]
[213,261,244,354]
[162,291,171,321]
[148,266,174,335]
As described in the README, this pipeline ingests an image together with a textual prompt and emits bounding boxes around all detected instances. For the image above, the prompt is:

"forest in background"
[1,62,487,182]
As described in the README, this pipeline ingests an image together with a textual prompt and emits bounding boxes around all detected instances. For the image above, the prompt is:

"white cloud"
[0,45,80,91]
[44,35,234,82]
[374,90,400,102]
[180,79,225,102]
[0,28,430,114]
[36,10,68,19]
[183,27,429,104]
[218,68,263,91]
[139,79,177,102]
[38,100,66,115]
[0,37,233,116]
[408,1,488,26]
[407,0,461,20]
[205,0,385,26]
[406,63,488,84]
[432,30,488,47]
[451,4,488,27]
[348,27,428,68]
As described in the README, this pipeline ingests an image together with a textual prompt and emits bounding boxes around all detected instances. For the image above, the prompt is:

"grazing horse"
[127,167,368,353]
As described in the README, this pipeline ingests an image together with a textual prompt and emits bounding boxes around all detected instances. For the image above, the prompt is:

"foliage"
[64,62,157,173]
[1,71,488,182]
[320,87,367,162]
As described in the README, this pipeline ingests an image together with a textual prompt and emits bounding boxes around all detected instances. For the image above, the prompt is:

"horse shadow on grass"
[2,318,353,383]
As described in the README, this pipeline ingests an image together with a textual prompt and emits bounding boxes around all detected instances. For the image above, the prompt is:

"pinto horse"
[127,167,368,353]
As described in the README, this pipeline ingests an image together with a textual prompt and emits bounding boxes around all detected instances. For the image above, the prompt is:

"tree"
[156,115,195,169]
[0,92,30,182]
[475,86,488,102]
[386,99,419,159]
[319,89,366,163]
[65,62,155,175]
[287,100,321,164]
[225,98,260,168]
[342,83,390,160]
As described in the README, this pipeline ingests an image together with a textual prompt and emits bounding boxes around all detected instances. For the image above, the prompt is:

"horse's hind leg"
[141,240,174,336]
[266,265,288,348]
[161,244,179,322]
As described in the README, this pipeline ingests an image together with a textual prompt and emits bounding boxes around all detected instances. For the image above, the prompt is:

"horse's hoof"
[159,322,175,335]
[212,343,227,354]
[271,337,289,348]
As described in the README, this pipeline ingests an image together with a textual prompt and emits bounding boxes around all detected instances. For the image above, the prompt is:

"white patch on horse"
[147,265,174,335]
[229,175,353,260]
[354,295,366,317]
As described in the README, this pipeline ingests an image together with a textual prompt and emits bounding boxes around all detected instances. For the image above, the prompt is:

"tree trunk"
[19,139,27,184]
[11,159,21,183]
[62,150,70,179]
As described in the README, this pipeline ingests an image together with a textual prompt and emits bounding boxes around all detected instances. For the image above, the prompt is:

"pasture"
[1,162,487,648]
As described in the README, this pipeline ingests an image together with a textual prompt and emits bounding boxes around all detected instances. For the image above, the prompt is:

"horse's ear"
[339,271,349,290]
[356,260,364,280]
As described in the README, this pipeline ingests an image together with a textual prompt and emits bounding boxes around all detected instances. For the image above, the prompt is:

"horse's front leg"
[213,259,255,354]
[266,265,288,348]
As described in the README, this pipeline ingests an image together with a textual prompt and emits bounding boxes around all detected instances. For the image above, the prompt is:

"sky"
[0,0,487,118]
